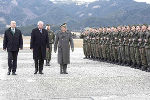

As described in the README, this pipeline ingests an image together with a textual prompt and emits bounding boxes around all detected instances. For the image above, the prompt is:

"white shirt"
[11,28,15,33]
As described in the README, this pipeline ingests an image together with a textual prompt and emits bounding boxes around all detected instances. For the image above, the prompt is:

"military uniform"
[46,30,55,66]
[145,30,150,72]
[139,31,148,71]
[83,33,88,58]
[134,31,142,68]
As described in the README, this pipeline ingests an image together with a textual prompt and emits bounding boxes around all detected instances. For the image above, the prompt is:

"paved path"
[0,48,150,100]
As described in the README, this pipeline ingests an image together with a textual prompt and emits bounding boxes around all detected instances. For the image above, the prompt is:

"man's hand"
[31,48,33,51]
[3,49,6,51]
[71,48,74,52]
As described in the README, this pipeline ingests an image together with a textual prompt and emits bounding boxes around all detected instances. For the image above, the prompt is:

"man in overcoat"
[30,21,49,74]
[3,21,23,75]
[54,23,74,74]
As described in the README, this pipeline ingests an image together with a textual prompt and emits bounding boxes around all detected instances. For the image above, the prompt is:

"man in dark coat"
[30,21,49,74]
[54,23,74,74]
[3,21,23,75]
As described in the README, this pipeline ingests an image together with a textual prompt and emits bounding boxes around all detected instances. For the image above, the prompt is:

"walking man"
[45,24,55,66]
[30,21,49,74]
[54,23,74,74]
[3,21,23,75]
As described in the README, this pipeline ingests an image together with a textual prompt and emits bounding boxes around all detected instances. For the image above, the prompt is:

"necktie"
[40,29,42,33]
[12,28,15,35]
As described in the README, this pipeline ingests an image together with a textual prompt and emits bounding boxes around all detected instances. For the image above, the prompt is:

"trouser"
[34,48,44,72]
[8,51,18,73]
[46,44,52,61]
[34,59,44,72]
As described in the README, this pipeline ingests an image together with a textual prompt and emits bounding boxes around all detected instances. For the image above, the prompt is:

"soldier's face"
[148,26,150,30]
[61,26,67,32]
[10,21,16,28]
[142,26,146,30]
[136,26,140,31]
[47,26,50,30]
[131,26,135,31]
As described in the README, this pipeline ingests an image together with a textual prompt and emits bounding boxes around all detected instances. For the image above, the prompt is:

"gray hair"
[10,21,16,24]
[37,21,44,26]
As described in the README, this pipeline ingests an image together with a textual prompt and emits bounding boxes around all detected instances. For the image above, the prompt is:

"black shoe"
[47,63,50,66]
[39,72,44,74]
[147,68,150,72]
[83,57,87,59]
[64,72,68,74]
[141,66,147,71]
[34,72,38,74]
[12,73,17,75]
[7,72,10,75]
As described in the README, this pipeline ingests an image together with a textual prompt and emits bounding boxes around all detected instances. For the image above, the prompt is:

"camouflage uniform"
[139,31,148,70]
[112,32,118,63]
[134,31,142,68]
[83,33,88,58]
[46,30,55,66]
[145,30,150,72]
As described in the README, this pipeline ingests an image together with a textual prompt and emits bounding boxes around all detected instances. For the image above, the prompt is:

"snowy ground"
[0,48,150,100]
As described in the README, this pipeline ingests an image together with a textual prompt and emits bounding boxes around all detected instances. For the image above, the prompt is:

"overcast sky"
[73,0,150,4]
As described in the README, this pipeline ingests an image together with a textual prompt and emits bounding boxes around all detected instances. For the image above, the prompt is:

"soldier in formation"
[82,24,150,72]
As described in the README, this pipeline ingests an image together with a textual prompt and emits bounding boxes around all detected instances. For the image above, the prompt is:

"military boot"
[60,65,63,74]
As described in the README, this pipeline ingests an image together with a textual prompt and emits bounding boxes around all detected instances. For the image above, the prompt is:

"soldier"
[124,26,131,66]
[105,27,111,62]
[95,29,100,60]
[87,30,92,59]
[83,30,88,59]
[102,27,107,61]
[145,25,150,72]
[139,25,148,71]
[113,27,119,63]
[109,27,115,63]
[54,23,74,74]
[117,26,123,65]
[129,25,136,68]
[45,24,55,66]
[99,28,104,61]
[134,25,142,69]
[120,26,126,65]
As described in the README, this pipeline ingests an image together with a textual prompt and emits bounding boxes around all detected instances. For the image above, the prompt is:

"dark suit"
[3,28,23,73]
[30,28,49,73]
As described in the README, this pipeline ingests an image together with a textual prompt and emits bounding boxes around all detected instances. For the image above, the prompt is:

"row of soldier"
[82,24,150,72]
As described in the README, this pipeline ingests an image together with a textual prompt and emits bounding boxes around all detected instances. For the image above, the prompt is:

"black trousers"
[8,51,18,73]
[34,48,44,72]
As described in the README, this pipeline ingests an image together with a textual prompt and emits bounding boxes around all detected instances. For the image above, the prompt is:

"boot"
[47,60,50,66]
[147,67,150,72]
[63,64,68,74]
[141,65,147,71]
[131,62,136,68]
[45,60,48,66]
[60,65,63,74]
[136,64,141,69]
